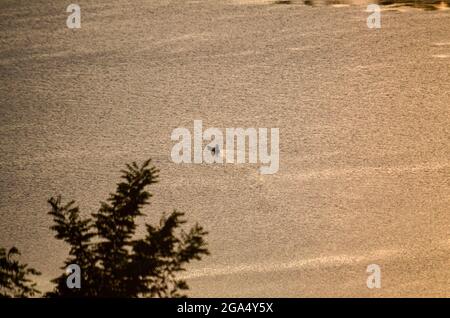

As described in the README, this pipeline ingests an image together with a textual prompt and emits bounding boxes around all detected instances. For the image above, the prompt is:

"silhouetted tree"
[46,159,209,297]
[0,247,41,297]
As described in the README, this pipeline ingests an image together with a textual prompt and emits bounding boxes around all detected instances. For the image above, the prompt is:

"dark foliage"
[0,247,41,297]
[46,159,209,297]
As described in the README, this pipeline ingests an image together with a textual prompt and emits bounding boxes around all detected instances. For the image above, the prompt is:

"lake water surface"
[0,0,449,296]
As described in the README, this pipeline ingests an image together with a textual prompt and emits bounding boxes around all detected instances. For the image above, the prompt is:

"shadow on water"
[273,0,293,4]
[272,0,450,10]
[377,0,450,10]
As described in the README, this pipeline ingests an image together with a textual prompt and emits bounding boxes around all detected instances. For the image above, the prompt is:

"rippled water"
[303,0,450,10]
[246,0,450,10]
[0,0,449,296]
